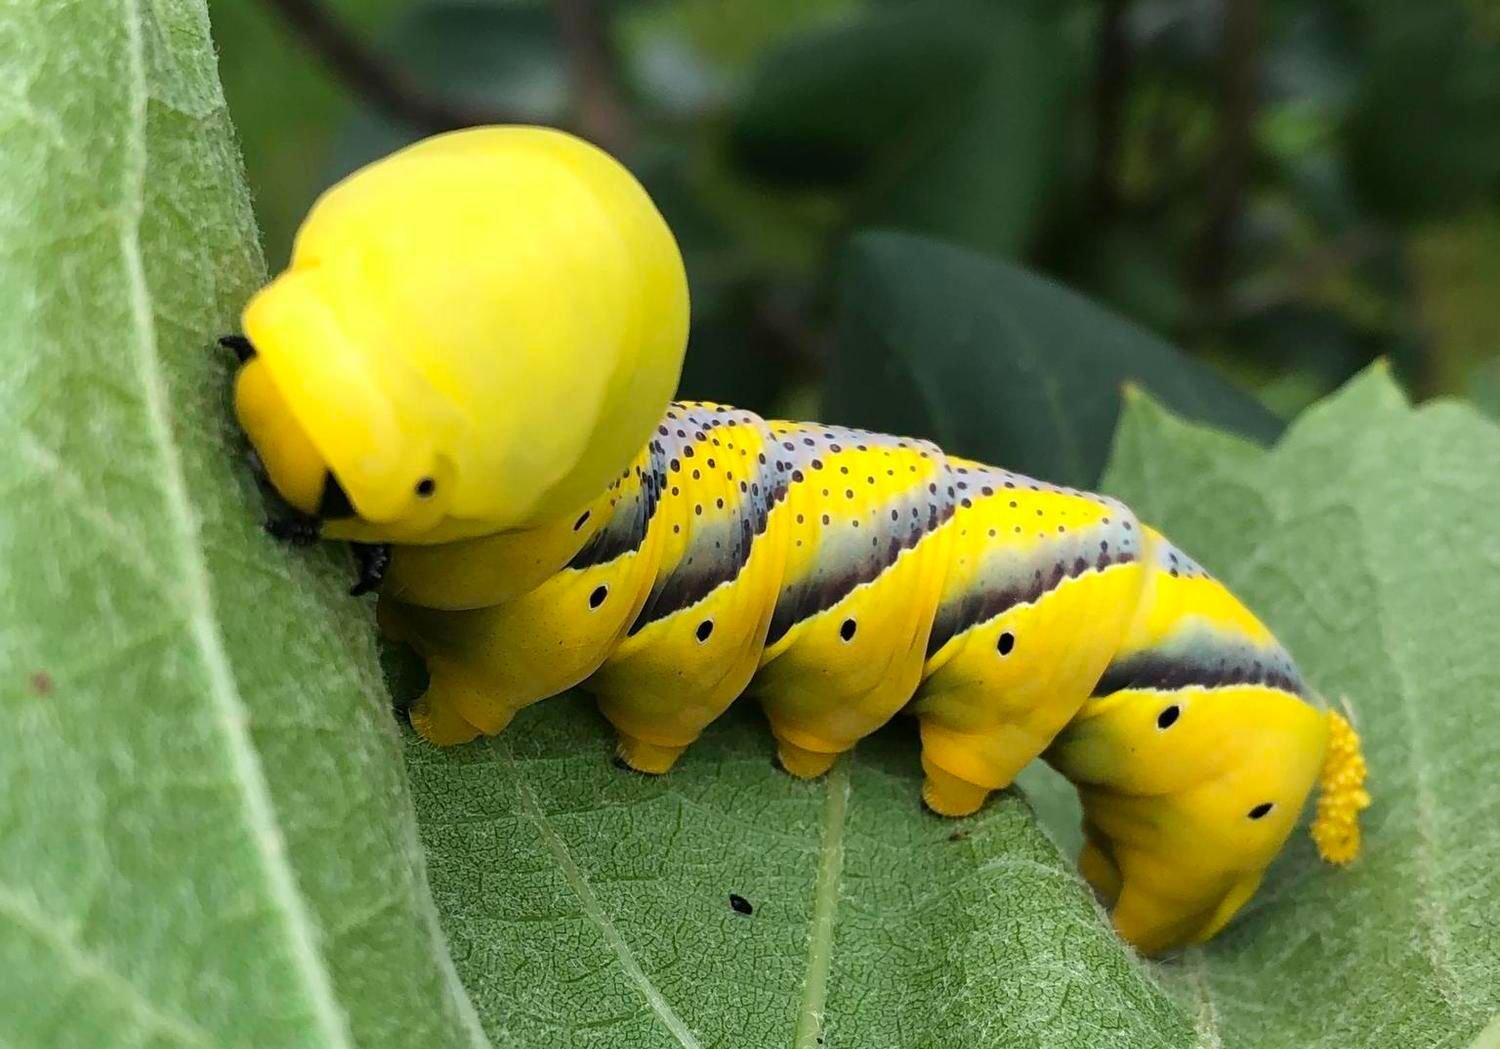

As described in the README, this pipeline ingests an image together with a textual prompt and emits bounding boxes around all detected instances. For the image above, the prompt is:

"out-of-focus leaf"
[404,706,1196,1048]
[1411,207,1500,398]
[1219,303,1375,415]
[618,0,856,112]
[1071,224,1191,335]
[0,3,485,1045]
[633,144,810,415]
[826,231,1282,488]
[730,1,1071,258]
[329,2,568,181]
[1090,367,1500,1048]
[1347,5,1500,219]
[1469,359,1500,422]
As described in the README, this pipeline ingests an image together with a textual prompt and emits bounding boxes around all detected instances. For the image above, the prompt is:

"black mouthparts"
[317,472,357,520]
[218,334,255,362]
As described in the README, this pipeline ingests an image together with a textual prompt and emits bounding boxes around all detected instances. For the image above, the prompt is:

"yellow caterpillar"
[227,126,1368,955]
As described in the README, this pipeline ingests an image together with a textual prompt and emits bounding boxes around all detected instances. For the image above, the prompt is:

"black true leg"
[349,542,392,596]
[265,513,322,546]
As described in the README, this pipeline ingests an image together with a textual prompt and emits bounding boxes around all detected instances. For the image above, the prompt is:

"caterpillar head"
[231,126,689,546]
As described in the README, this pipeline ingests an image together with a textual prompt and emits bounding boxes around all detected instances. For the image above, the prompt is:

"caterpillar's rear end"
[376,401,1369,955]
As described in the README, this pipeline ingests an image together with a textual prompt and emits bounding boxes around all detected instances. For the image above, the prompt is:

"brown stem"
[1192,0,1260,320]
[1088,0,1131,222]
[257,0,519,133]
[552,0,635,154]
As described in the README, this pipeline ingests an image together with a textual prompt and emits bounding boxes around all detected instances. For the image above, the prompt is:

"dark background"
[212,0,1500,485]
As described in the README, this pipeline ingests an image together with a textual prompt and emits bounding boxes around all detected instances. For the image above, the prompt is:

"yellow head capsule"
[235,126,689,544]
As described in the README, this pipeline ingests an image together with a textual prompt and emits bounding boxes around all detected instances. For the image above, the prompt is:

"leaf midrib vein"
[496,740,704,1049]
[117,3,352,1044]
[793,755,852,1049]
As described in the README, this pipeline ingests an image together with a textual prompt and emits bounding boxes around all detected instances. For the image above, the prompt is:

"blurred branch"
[553,0,635,155]
[258,0,520,133]
[1192,0,1260,320]
[1226,228,1384,318]
[1088,0,1131,222]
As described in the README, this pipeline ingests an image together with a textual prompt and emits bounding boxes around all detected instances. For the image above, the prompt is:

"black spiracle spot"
[840,619,857,642]
[996,631,1015,656]
[696,619,714,643]
[1248,802,1274,820]
[415,477,436,497]
[1157,704,1181,729]
[573,510,590,531]
[588,585,608,609]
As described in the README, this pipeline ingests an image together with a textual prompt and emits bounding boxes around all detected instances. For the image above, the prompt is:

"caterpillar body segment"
[388,402,1159,807]
[589,407,793,772]
[1045,530,1331,952]
[378,401,1363,954]
[911,457,1148,813]
[377,483,620,611]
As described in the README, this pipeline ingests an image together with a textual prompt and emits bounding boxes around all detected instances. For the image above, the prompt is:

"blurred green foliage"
[214,0,1500,479]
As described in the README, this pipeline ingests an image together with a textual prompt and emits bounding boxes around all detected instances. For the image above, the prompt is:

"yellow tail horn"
[1311,708,1371,864]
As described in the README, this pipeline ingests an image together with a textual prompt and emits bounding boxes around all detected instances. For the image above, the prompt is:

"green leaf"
[825,231,1284,489]
[0,3,484,1046]
[1025,364,1500,1047]
[1347,6,1500,220]
[405,705,1195,1047]
[730,1,1071,258]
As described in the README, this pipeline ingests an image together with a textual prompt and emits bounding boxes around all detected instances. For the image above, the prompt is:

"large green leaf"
[0,3,484,1046]
[403,705,1194,1048]
[825,232,1284,489]
[10,4,1498,1047]
[1026,366,1500,1048]
[400,368,1500,1048]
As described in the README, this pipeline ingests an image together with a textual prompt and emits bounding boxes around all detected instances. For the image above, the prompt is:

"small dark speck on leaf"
[29,671,53,695]
[947,829,968,842]
[729,893,753,915]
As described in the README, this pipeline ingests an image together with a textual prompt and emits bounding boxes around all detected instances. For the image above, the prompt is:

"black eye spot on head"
[696,619,714,643]
[1157,704,1181,730]
[840,618,857,642]
[1248,802,1274,820]
[588,585,608,609]
[415,477,436,498]
[996,631,1015,656]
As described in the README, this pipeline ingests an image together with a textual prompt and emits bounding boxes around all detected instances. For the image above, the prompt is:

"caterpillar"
[227,126,1369,955]
[369,401,1368,955]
